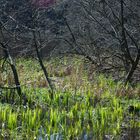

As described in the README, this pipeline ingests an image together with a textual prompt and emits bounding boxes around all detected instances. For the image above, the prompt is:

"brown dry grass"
[0,56,139,97]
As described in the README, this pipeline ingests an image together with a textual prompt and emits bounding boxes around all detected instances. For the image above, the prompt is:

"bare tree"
[0,0,56,102]
[0,22,23,103]
[66,0,140,83]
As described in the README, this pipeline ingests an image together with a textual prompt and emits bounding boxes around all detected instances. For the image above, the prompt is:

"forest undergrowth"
[0,56,140,140]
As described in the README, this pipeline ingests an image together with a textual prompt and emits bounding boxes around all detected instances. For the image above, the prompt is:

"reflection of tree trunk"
[33,31,54,97]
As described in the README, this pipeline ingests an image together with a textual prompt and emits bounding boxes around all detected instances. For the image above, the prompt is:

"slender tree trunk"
[33,31,54,97]
[0,43,22,101]
[120,0,132,73]
[120,0,140,84]
[125,49,140,85]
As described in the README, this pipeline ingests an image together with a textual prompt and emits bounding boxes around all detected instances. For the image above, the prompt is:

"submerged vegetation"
[0,56,140,140]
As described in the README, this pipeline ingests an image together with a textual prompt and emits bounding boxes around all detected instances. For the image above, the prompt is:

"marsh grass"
[0,56,140,139]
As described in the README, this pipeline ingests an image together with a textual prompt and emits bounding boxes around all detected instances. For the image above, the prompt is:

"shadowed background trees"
[0,0,140,89]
